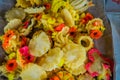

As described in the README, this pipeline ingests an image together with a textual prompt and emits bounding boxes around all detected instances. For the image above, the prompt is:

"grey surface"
[105,0,120,12]
[0,0,119,80]
[105,0,120,80]
[107,13,120,80]
[0,0,16,16]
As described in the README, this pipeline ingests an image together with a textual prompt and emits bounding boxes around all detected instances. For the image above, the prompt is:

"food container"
[0,0,119,80]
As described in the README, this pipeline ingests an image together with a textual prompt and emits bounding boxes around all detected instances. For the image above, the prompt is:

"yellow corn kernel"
[8,52,16,59]
[47,17,56,24]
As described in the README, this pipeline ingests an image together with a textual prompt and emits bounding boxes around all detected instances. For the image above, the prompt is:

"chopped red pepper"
[80,13,93,24]
[2,39,9,50]
[50,76,60,80]
[54,23,65,32]
[68,27,77,37]
[25,53,35,63]
[47,30,53,37]
[6,59,18,72]
[3,30,15,40]
[34,13,42,20]
[20,36,28,47]
[81,19,86,24]
[90,30,102,39]
[69,27,77,33]
[23,20,29,29]
[86,13,94,20]
[2,30,15,50]
[44,3,51,10]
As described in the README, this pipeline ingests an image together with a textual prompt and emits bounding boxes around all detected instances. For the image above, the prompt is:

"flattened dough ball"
[29,31,51,57]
